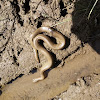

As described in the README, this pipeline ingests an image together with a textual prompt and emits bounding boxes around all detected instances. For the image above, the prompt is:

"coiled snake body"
[30,27,65,82]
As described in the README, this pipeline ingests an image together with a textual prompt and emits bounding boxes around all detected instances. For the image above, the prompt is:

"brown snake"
[30,27,66,82]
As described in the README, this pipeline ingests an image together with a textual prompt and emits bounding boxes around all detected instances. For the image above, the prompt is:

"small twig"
[51,18,71,27]
[88,0,99,20]
[77,0,93,25]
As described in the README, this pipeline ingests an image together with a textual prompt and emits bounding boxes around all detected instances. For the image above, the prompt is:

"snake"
[30,27,66,82]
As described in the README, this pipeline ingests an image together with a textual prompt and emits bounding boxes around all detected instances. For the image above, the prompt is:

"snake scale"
[30,27,66,82]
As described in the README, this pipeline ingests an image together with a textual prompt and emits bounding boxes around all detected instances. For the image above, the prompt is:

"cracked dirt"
[0,0,100,100]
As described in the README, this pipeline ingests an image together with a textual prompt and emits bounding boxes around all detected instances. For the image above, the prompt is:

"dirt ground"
[53,73,100,100]
[0,0,100,100]
[0,43,100,100]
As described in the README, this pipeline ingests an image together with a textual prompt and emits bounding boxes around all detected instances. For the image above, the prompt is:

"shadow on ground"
[71,0,100,54]
[0,90,2,96]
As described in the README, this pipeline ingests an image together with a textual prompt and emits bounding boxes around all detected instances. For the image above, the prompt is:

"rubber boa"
[30,27,66,82]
